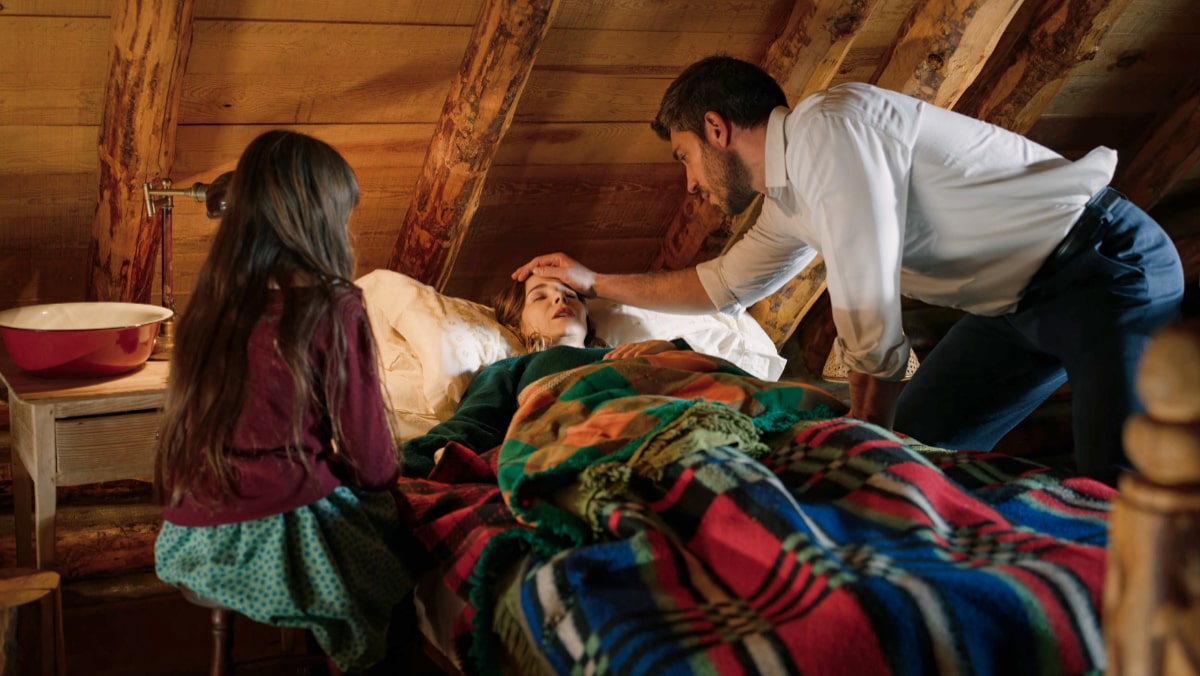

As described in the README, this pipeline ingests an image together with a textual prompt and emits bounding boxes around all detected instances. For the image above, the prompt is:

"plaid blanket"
[396,353,1113,675]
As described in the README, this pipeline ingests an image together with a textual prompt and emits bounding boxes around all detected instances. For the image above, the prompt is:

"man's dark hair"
[651,55,788,141]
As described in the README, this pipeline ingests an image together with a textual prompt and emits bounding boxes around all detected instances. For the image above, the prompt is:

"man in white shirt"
[513,55,1184,485]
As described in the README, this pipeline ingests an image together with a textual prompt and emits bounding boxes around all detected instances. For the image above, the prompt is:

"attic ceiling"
[2,0,1198,341]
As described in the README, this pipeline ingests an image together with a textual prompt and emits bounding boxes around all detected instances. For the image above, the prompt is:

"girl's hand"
[603,339,678,360]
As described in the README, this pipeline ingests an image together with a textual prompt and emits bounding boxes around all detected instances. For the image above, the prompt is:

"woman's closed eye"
[529,289,576,304]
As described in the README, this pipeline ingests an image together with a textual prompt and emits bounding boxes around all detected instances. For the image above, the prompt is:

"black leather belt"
[1033,186,1125,284]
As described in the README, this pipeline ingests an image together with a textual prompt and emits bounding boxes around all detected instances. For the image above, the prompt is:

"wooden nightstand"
[0,354,168,569]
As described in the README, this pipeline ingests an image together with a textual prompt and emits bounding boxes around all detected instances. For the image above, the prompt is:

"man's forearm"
[592,267,718,314]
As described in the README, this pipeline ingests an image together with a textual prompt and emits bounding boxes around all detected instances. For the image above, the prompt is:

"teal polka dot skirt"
[155,487,412,673]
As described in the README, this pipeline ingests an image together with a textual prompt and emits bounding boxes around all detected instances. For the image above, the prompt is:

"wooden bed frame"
[1105,317,1200,675]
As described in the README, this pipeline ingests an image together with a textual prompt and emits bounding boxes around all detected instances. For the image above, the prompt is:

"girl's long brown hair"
[154,130,397,507]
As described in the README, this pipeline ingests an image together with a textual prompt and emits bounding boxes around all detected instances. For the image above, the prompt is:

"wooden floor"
[63,577,329,676]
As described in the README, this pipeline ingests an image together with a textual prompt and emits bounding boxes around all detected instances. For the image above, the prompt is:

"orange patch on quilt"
[644,351,720,372]
[669,376,753,410]
[560,407,658,447]
[517,383,559,410]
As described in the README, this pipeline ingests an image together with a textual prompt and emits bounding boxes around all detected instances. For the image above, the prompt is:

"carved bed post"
[1105,318,1200,675]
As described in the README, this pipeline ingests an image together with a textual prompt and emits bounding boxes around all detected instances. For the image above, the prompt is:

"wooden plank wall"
[0,0,1197,313]
[0,0,794,311]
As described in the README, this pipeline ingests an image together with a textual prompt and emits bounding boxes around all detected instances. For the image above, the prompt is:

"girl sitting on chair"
[153,130,409,673]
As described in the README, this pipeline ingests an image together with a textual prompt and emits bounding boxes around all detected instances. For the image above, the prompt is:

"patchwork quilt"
[395,352,1112,676]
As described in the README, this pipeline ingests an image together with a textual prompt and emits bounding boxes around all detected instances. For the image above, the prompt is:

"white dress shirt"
[697,82,1116,379]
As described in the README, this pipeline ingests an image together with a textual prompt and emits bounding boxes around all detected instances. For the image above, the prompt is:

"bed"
[357,270,1200,676]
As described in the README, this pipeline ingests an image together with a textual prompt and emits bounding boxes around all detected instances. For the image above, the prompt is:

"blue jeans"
[893,188,1184,485]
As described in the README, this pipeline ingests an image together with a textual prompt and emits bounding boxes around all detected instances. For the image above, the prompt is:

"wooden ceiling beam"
[872,0,1024,109]
[88,0,196,303]
[386,0,561,291]
[1113,74,1200,210]
[650,193,727,272]
[954,0,1137,134]
[768,0,888,103]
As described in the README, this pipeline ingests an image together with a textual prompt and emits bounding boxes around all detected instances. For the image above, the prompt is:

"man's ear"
[703,111,731,149]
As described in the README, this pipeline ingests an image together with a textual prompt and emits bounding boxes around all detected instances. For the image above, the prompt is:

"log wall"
[0,0,1197,312]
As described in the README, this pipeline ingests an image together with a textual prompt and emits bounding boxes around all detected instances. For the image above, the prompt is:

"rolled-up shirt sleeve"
[696,204,818,314]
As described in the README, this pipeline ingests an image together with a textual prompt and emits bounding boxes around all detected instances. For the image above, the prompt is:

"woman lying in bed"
[400,274,697,476]
[396,275,1112,676]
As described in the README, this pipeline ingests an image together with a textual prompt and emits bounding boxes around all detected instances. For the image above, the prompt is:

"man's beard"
[700,142,757,215]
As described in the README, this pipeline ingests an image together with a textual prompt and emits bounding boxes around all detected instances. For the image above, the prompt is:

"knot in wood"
[1114,50,1143,70]
[831,13,863,38]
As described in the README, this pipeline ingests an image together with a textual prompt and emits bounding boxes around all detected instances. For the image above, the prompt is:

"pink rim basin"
[0,302,173,379]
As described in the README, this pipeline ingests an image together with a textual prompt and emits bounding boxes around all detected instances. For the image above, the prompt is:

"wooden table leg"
[11,398,59,569]
[12,446,33,567]
[33,470,57,570]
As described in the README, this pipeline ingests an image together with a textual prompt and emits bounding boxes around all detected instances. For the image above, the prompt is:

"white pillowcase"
[356,270,787,439]
[587,299,786,381]
[356,270,523,439]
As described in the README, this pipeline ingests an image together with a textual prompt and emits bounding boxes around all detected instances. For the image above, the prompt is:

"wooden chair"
[179,585,313,676]
[0,568,65,676]
[180,586,237,676]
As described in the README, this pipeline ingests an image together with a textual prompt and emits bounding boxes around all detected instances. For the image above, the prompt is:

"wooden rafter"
[872,0,1024,108]
[88,0,196,303]
[767,0,888,103]
[650,193,727,272]
[1113,74,1200,211]
[386,0,561,291]
[954,0,1137,133]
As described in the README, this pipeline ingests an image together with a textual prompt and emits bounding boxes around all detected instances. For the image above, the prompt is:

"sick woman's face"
[520,275,588,347]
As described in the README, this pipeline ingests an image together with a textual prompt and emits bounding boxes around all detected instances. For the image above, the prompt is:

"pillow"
[586,299,787,380]
[356,270,522,439]
[357,270,787,439]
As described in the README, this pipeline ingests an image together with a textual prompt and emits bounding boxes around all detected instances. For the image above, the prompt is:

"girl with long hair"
[153,130,408,673]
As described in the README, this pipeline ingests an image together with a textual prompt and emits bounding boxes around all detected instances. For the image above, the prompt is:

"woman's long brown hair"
[492,278,606,353]
[154,130,397,507]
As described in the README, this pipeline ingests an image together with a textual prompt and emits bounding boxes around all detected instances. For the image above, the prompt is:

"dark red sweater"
[163,287,398,527]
